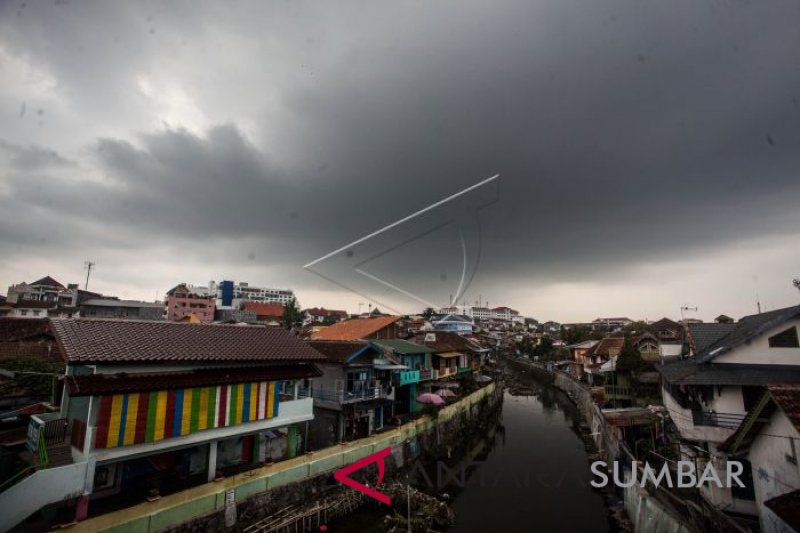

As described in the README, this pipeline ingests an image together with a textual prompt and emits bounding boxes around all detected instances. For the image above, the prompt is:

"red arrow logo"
[333,446,392,505]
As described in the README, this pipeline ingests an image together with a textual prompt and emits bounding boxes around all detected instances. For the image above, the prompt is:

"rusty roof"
[50,318,326,364]
[310,315,400,341]
[768,384,800,433]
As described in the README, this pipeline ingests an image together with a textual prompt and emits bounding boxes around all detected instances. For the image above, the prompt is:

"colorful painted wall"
[94,381,281,449]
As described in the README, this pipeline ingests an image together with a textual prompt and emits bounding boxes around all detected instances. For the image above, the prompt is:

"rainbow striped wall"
[94,381,281,449]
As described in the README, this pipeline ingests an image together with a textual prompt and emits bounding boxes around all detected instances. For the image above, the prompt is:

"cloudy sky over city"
[1,0,799,321]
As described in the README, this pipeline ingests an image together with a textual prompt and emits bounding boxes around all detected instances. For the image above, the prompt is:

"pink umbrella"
[417,393,445,406]
[435,388,457,398]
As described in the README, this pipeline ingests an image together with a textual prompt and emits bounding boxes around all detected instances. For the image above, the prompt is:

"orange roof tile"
[311,315,400,341]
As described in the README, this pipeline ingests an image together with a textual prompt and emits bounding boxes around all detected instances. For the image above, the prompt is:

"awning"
[374,364,409,370]
[435,352,462,359]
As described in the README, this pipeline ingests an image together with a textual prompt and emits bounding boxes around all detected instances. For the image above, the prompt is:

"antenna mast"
[84,261,95,291]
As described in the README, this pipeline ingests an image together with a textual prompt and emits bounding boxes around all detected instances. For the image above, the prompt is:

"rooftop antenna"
[680,306,697,321]
[756,293,762,314]
[83,261,95,291]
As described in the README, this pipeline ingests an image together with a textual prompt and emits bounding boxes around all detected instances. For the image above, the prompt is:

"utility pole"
[84,261,95,291]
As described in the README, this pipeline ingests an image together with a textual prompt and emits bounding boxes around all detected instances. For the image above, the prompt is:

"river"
[336,372,611,532]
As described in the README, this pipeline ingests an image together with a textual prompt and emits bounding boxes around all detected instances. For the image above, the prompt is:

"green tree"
[282,298,303,329]
[422,307,435,320]
[0,357,65,401]
[616,338,646,373]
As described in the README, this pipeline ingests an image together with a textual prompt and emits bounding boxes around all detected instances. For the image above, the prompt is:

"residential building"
[373,339,436,414]
[307,341,396,447]
[441,305,523,323]
[311,315,401,341]
[658,304,800,521]
[303,307,348,325]
[243,302,284,326]
[722,385,800,532]
[415,331,483,381]
[165,284,215,323]
[430,313,474,334]
[5,319,324,530]
[591,317,634,330]
[646,317,684,342]
[79,299,165,321]
[685,321,738,356]
[199,280,296,308]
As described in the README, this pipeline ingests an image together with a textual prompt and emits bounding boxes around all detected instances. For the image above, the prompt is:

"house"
[165,284,215,323]
[373,339,436,414]
[307,341,396,447]
[592,317,633,330]
[79,299,165,321]
[567,340,600,380]
[721,385,800,532]
[578,335,624,385]
[430,313,474,334]
[657,304,800,520]
[311,315,401,341]
[415,331,482,382]
[303,307,348,325]
[243,302,284,325]
[3,319,324,530]
[646,317,684,342]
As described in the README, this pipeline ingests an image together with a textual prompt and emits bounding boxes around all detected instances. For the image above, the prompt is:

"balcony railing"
[313,380,392,404]
[457,366,472,374]
[691,411,747,429]
[419,369,437,381]
[605,385,633,398]
[396,370,420,386]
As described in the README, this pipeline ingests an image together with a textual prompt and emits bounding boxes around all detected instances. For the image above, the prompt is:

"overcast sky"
[1,0,799,322]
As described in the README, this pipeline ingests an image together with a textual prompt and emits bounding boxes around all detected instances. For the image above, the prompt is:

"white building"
[441,305,523,323]
[658,304,800,523]
[190,280,296,308]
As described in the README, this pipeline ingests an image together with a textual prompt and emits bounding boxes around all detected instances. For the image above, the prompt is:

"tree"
[282,298,303,329]
[616,338,646,374]
[422,307,435,320]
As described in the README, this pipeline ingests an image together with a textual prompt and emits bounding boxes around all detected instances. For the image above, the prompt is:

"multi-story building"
[3,319,324,531]
[197,280,295,308]
[6,277,102,317]
[658,304,800,525]
[430,313,474,334]
[165,283,215,323]
[441,305,523,323]
[307,341,396,447]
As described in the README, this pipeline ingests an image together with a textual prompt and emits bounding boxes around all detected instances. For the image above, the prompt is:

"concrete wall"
[749,409,800,533]
[67,384,499,533]
[715,320,800,365]
[0,461,88,533]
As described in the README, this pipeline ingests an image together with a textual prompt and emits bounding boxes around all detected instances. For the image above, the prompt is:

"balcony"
[691,411,747,429]
[605,385,633,399]
[419,369,437,381]
[396,370,420,386]
[437,367,456,379]
[313,380,393,404]
[457,366,472,374]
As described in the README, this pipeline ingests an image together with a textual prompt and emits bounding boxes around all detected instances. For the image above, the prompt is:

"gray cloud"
[1,0,799,317]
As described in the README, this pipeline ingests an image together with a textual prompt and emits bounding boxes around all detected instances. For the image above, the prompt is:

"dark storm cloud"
[1,0,799,312]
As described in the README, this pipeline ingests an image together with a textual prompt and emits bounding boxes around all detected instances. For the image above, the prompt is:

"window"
[20,310,28,316]
[768,327,799,348]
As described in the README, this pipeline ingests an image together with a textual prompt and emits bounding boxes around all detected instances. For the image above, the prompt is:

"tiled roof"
[0,318,52,341]
[373,339,433,354]
[65,364,322,396]
[696,304,800,363]
[243,302,285,318]
[50,318,326,364]
[414,331,482,353]
[686,323,736,354]
[657,361,800,386]
[588,336,625,357]
[648,317,682,332]
[769,384,800,434]
[764,490,800,531]
[30,276,65,289]
[311,315,400,341]
[308,340,375,364]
